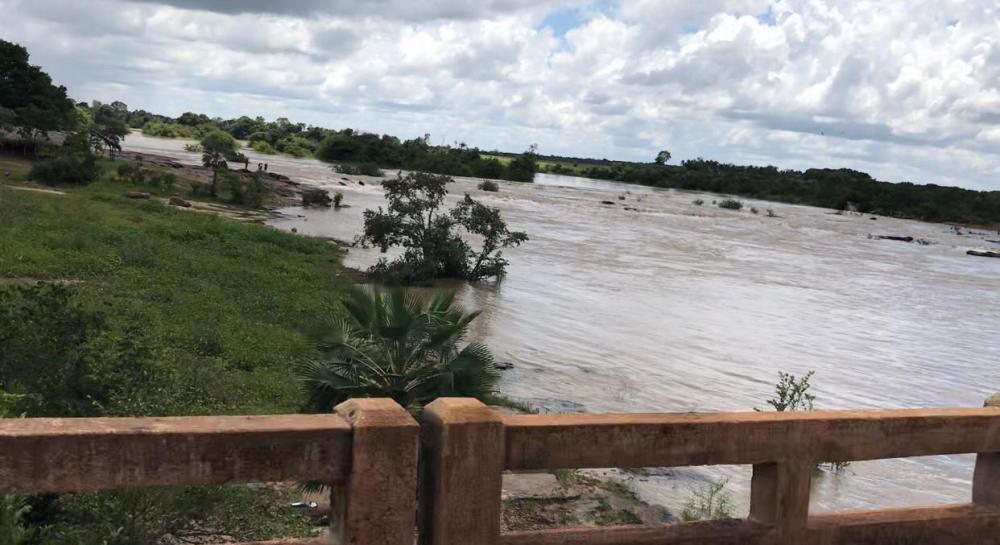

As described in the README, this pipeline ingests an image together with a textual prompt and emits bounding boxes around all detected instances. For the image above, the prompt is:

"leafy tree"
[655,150,671,165]
[0,39,76,154]
[360,172,527,283]
[503,144,538,182]
[297,287,499,412]
[201,130,238,197]
[451,194,528,280]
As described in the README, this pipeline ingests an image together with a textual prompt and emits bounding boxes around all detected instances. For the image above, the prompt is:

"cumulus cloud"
[1,0,997,189]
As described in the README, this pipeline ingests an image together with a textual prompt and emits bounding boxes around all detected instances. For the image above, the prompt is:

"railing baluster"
[420,398,505,545]
[749,461,812,544]
[973,393,1000,506]
[331,399,420,545]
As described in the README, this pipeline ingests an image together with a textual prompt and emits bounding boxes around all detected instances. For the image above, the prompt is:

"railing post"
[330,398,419,545]
[973,393,1000,505]
[749,461,812,544]
[420,398,504,545]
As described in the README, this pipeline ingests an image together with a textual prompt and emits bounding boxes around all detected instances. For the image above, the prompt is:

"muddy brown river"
[125,133,999,516]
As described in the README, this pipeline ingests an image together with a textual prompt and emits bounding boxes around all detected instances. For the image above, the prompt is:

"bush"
[333,192,343,208]
[302,188,332,207]
[692,198,704,206]
[334,162,383,177]
[183,143,202,153]
[718,199,743,210]
[750,207,759,214]
[250,140,277,154]
[478,180,499,192]
[28,150,101,185]
[680,479,733,521]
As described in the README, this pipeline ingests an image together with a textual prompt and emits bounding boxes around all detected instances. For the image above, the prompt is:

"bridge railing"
[3,396,1000,545]
[0,399,419,545]
[420,397,1000,545]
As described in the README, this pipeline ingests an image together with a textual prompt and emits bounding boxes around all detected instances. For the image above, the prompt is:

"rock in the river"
[876,235,914,242]
[601,200,615,205]
[496,362,515,370]
[967,250,1000,258]
[168,196,192,208]
[126,191,151,199]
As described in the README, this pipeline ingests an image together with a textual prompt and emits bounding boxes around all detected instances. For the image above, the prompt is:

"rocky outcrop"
[967,250,1000,258]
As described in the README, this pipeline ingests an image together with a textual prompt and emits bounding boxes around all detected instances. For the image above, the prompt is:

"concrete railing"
[0,399,420,545]
[2,396,1000,545]
[421,397,1000,545]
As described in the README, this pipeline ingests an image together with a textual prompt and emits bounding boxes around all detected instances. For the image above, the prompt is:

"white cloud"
[1,0,997,189]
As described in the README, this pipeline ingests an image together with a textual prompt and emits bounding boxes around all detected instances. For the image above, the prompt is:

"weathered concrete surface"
[331,399,419,545]
[974,393,1000,505]
[421,398,505,545]
[0,415,352,493]
[503,408,1000,470]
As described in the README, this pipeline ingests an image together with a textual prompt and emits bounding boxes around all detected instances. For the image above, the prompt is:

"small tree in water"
[360,172,527,283]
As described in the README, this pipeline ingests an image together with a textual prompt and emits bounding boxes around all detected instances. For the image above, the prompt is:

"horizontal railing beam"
[500,505,1000,545]
[0,414,353,493]
[503,408,1000,470]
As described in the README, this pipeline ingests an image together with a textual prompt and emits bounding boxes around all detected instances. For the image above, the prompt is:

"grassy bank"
[0,154,353,542]
[0,155,348,415]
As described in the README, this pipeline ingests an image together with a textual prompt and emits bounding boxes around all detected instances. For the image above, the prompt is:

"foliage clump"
[718,199,743,210]
[680,479,733,522]
[360,172,528,283]
[302,188,333,207]
[478,180,499,192]
[298,287,499,413]
[334,162,383,177]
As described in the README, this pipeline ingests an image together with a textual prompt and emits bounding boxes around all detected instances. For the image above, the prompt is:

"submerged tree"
[297,287,499,413]
[360,172,527,283]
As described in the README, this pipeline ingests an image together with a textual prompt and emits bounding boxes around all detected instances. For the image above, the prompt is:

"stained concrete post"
[331,399,419,545]
[420,398,505,545]
[749,461,812,544]
[973,393,1000,505]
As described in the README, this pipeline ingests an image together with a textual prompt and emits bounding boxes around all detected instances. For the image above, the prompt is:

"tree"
[655,150,671,165]
[297,287,499,413]
[504,144,538,182]
[0,40,75,154]
[451,195,528,279]
[360,172,527,283]
[201,130,238,197]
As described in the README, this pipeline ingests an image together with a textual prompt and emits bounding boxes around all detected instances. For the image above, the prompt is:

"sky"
[2,0,998,190]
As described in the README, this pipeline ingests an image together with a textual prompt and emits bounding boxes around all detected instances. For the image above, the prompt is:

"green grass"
[0,156,348,414]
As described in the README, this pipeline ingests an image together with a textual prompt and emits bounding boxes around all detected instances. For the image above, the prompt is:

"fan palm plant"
[298,286,499,413]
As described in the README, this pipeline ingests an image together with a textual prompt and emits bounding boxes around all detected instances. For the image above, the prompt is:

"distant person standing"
[264,163,268,172]
[257,163,263,172]
[244,157,249,170]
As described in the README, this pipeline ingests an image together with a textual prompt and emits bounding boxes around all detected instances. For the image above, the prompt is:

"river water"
[124,133,1000,516]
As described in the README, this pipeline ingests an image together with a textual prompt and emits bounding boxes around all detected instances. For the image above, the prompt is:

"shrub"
[334,162,383,177]
[718,199,743,210]
[183,143,203,153]
[693,198,704,206]
[302,188,332,207]
[680,479,733,521]
[766,209,776,217]
[250,140,277,154]
[478,180,499,192]
[28,150,101,185]
[298,287,499,412]
[750,207,759,214]
[333,192,343,208]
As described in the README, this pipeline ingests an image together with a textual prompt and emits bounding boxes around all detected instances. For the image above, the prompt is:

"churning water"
[125,133,1000,515]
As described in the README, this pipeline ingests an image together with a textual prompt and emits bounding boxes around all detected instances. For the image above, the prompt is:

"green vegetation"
[0,156,347,542]
[298,287,499,413]
[302,187,333,207]
[141,121,205,139]
[360,172,528,283]
[0,40,76,154]
[333,191,344,208]
[680,479,734,521]
[478,180,499,192]
[718,198,743,210]
[758,371,849,472]
[250,139,278,154]
[200,130,240,197]
[692,198,704,206]
[334,162,384,177]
